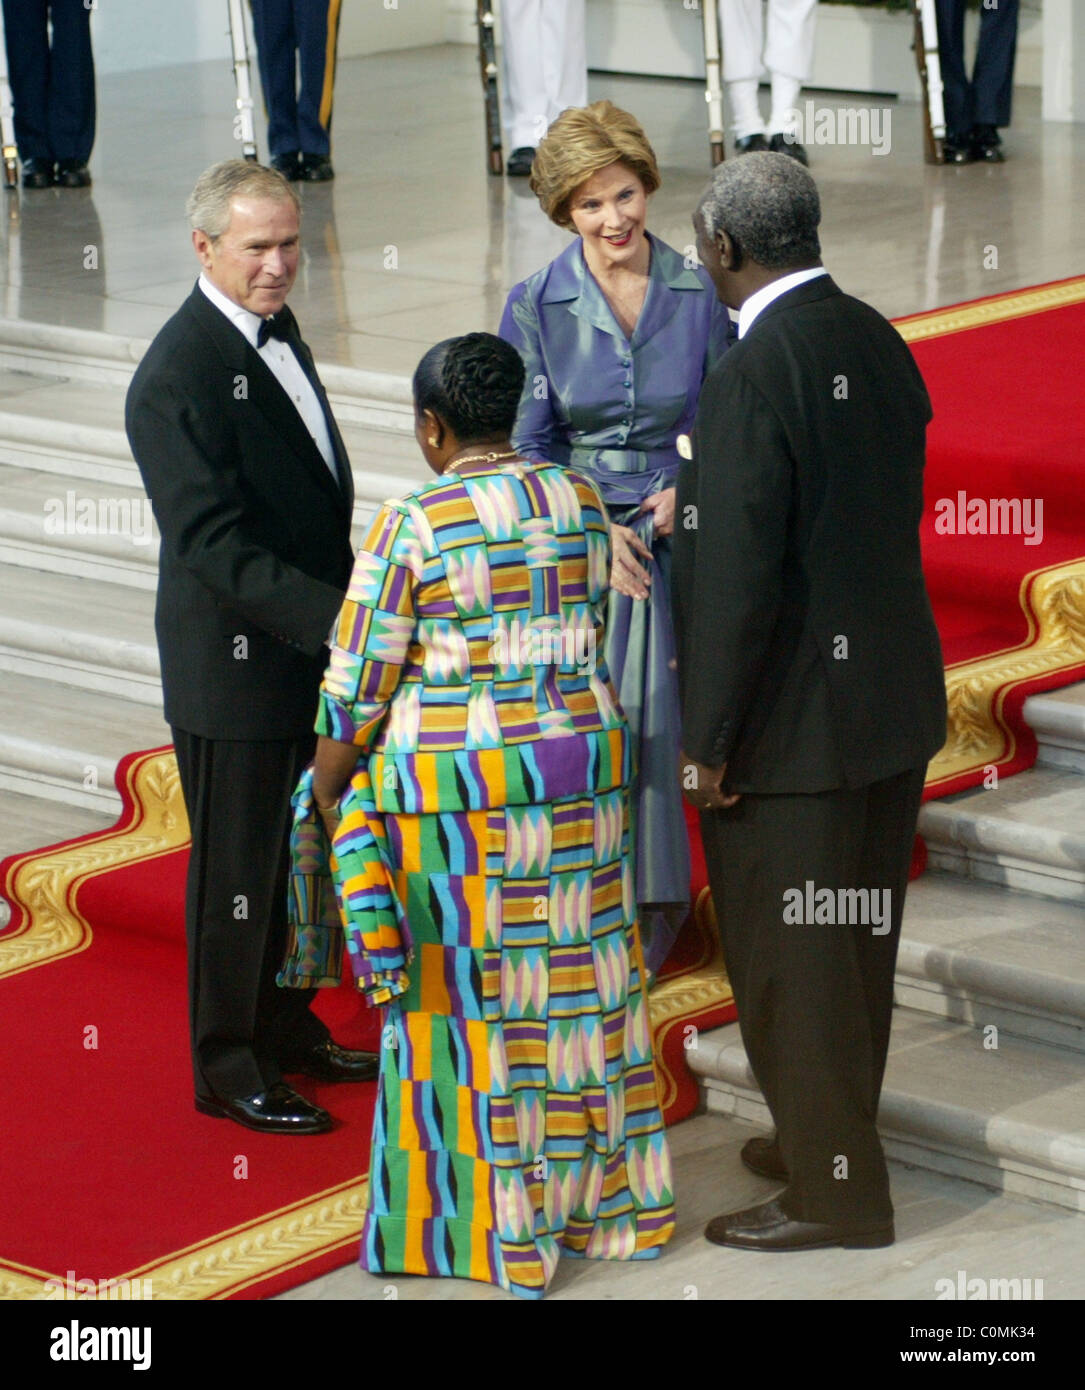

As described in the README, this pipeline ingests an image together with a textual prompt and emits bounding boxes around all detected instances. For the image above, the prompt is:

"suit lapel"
[185,286,352,514]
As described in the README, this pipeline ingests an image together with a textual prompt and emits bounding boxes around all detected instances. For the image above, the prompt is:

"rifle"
[477,1,503,175]
[913,0,946,164]
[0,5,18,189]
[700,0,726,165]
[227,0,259,162]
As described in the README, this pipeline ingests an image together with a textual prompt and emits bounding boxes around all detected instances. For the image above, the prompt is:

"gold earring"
[428,437,438,446]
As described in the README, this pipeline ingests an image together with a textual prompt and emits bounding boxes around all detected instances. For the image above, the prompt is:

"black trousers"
[936,0,1019,139]
[171,729,329,1101]
[700,766,927,1227]
[1,0,95,163]
[250,0,340,158]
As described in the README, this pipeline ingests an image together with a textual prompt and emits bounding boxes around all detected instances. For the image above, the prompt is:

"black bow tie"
[257,306,296,348]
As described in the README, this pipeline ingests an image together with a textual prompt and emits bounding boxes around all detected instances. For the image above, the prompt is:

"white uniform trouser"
[500,0,588,151]
[718,0,819,139]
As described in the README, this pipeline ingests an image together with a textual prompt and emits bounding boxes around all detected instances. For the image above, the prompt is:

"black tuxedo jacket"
[672,275,947,793]
[126,284,355,740]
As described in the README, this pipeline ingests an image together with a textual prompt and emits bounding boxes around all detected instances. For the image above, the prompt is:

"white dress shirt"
[738,265,829,339]
[197,274,338,480]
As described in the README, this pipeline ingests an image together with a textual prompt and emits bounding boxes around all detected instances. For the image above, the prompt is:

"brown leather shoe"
[741,1133,789,1181]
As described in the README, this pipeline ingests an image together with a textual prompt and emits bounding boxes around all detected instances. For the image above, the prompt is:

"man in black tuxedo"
[126,160,377,1135]
[673,153,946,1249]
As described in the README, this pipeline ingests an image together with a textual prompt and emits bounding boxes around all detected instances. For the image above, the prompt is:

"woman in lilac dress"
[500,101,732,976]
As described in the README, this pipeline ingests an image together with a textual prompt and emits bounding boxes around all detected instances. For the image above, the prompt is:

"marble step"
[1024,681,1085,774]
[0,668,170,814]
[687,1010,1085,1212]
[898,871,1085,1052]
[0,366,428,499]
[0,316,416,434]
[0,562,160,704]
[918,764,1085,904]
[0,786,116,877]
[0,462,159,589]
[0,457,416,587]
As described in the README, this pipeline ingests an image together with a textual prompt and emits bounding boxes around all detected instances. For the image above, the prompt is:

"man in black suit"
[126,160,376,1135]
[673,153,946,1249]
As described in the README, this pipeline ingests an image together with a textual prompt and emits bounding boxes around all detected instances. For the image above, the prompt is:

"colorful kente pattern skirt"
[359,787,676,1299]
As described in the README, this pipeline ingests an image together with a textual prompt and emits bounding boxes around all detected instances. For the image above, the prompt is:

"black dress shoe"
[506,146,535,177]
[942,133,974,165]
[768,131,809,166]
[55,159,91,188]
[705,1196,894,1251]
[971,124,1005,162]
[740,1133,789,1181]
[270,153,302,181]
[282,1038,379,1083]
[734,133,770,155]
[195,1082,332,1134]
[21,157,54,189]
[300,152,334,181]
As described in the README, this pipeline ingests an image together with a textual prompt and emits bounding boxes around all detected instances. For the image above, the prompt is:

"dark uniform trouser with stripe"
[250,0,342,158]
[172,728,330,1102]
[0,0,95,163]
[700,766,927,1228]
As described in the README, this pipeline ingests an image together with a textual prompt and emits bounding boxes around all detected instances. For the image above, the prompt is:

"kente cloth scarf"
[279,761,411,1004]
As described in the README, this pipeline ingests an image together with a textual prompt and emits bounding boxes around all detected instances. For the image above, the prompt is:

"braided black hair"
[413,332,526,443]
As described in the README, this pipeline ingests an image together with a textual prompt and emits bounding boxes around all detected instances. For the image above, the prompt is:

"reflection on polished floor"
[0,43,1081,376]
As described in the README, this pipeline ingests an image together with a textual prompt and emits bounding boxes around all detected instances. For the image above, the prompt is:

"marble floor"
[0,45,1081,378]
[278,1111,1083,1303]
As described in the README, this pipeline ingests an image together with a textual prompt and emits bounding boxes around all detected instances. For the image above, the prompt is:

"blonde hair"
[186,159,300,239]
[529,101,661,229]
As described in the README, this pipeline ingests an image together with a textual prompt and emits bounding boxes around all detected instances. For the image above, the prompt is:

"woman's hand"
[315,796,342,843]
[641,486,676,538]
[312,734,361,841]
[610,523,653,600]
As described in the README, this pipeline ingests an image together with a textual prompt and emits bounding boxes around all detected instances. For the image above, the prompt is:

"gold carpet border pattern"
[895,276,1085,344]
[4,1178,371,1301]
[647,889,735,1115]
[927,559,1085,789]
[0,750,188,979]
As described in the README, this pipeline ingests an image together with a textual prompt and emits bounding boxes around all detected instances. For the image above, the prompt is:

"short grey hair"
[186,159,300,239]
[698,152,821,270]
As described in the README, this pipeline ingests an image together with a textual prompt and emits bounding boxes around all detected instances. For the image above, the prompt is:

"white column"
[1043,0,1085,122]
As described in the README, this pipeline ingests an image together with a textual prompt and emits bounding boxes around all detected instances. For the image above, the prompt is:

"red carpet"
[899,275,1085,796]
[4,278,1083,1300]
[0,750,379,1302]
[0,749,734,1300]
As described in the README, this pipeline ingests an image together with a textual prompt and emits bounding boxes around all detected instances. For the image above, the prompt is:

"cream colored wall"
[337,0,447,58]
[89,0,446,75]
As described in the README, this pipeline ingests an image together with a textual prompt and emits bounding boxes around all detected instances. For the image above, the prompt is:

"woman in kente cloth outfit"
[282,333,675,1299]
[499,101,733,978]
